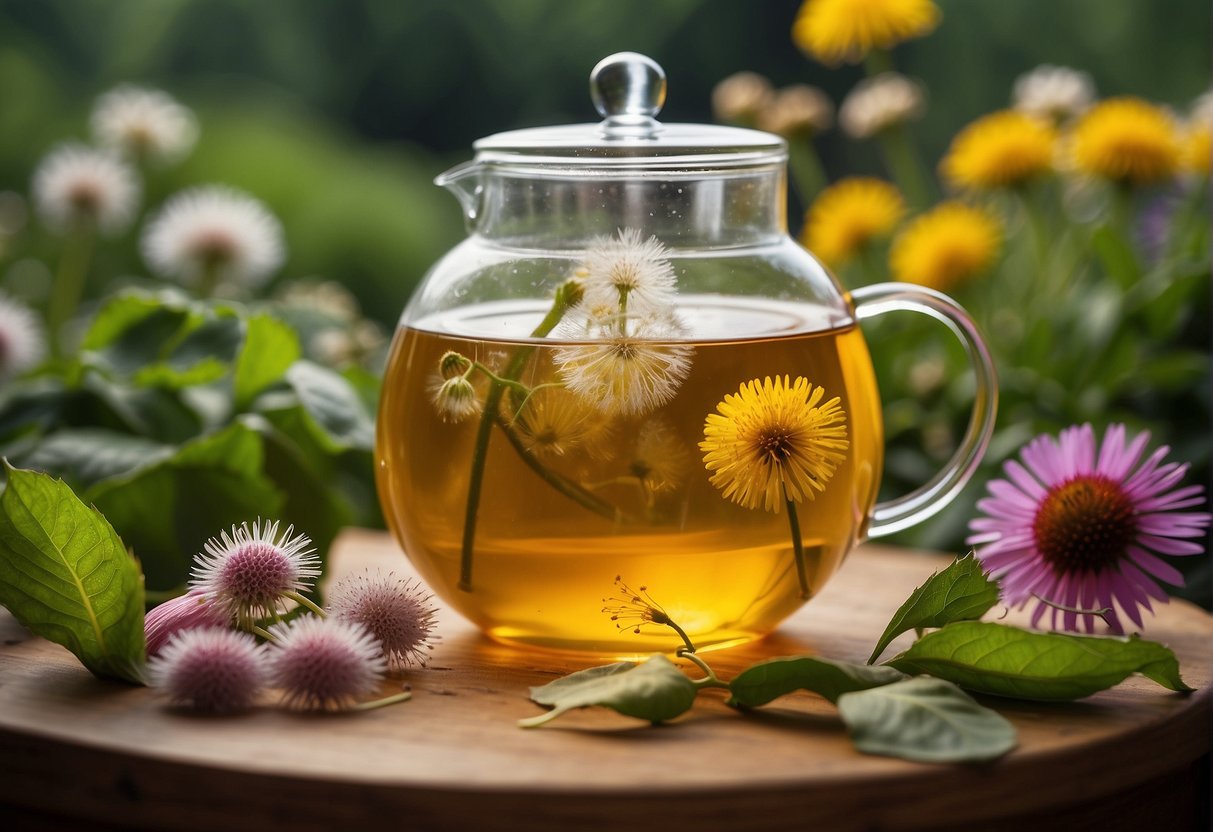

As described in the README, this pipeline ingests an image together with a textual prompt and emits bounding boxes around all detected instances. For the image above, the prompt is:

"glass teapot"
[376,53,997,655]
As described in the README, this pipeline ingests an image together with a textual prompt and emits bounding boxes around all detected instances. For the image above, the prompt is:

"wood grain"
[0,528,1208,831]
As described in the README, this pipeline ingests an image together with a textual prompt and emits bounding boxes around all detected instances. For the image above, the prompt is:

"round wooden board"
[0,529,1209,831]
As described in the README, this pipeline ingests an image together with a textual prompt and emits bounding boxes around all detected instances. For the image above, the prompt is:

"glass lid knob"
[590,52,666,138]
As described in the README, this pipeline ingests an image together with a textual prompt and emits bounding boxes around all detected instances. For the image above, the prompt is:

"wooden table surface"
[0,528,1209,832]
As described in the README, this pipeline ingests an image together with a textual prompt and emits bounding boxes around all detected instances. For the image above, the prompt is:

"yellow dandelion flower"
[1182,123,1211,176]
[700,375,849,514]
[1071,97,1182,186]
[801,177,906,266]
[890,202,1001,292]
[941,110,1058,190]
[792,0,941,66]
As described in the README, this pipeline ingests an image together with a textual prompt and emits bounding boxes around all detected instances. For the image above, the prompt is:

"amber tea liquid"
[376,297,883,655]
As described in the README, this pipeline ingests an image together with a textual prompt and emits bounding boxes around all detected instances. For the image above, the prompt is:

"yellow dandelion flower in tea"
[792,0,941,66]
[890,202,1001,292]
[802,177,906,266]
[1071,97,1182,186]
[700,376,849,514]
[941,110,1058,190]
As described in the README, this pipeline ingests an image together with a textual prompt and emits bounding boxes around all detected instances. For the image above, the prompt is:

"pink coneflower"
[146,627,266,712]
[265,615,386,710]
[328,570,438,669]
[189,520,321,628]
[968,423,1211,634]
[144,589,229,657]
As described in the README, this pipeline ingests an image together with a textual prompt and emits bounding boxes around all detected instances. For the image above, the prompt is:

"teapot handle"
[849,283,998,538]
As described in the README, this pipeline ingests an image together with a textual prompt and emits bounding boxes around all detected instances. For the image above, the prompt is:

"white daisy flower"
[91,85,198,164]
[141,185,285,290]
[1012,65,1096,124]
[31,143,140,236]
[711,71,775,125]
[189,519,320,627]
[758,84,834,137]
[839,73,926,140]
[0,293,47,380]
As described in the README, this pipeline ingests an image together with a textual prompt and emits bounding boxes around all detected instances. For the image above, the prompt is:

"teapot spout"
[435,161,484,232]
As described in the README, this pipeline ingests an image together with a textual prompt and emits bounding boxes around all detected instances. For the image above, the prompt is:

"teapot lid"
[472,52,786,169]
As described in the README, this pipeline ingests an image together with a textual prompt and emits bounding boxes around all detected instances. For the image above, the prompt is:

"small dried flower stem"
[460,285,577,591]
[786,498,811,600]
[284,590,328,619]
[493,416,619,519]
[665,619,698,656]
[678,648,728,690]
[250,624,278,642]
[349,690,412,712]
[1030,593,1113,627]
[47,228,95,357]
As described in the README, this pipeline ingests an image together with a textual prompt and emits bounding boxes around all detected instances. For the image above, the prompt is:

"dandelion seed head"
[141,185,285,288]
[91,85,198,164]
[32,143,140,236]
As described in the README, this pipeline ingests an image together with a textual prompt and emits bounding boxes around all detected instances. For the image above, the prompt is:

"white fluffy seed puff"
[0,293,47,380]
[31,143,140,236]
[189,520,320,628]
[146,627,267,713]
[91,85,199,164]
[265,616,387,711]
[141,186,285,289]
[328,569,438,669]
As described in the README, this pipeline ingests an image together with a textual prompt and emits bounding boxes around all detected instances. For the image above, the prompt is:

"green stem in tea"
[459,286,576,592]
[494,416,619,520]
[786,498,810,600]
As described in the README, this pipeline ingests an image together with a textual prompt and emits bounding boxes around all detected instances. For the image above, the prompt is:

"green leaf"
[0,466,144,683]
[86,423,284,592]
[519,655,697,727]
[234,314,301,409]
[837,676,1017,763]
[13,429,174,490]
[134,313,243,389]
[284,361,374,451]
[728,656,907,707]
[868,554,1000,663]
[82,294,193,378]
[887,621,1193,701]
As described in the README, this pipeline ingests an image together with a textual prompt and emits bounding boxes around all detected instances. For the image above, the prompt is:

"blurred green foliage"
[2,0,1208,319]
